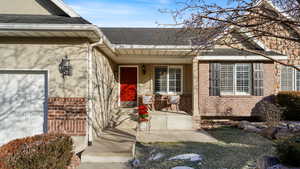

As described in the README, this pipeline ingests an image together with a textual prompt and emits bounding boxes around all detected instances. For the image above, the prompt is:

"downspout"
[87,38,104,146]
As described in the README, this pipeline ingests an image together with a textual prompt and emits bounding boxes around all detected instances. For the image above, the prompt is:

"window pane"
[154,66,168,93]
[296,70,300,91]
[169,68,182,93]
[220,64,234,94]
[281,66,294,91]
[236,64,251,94]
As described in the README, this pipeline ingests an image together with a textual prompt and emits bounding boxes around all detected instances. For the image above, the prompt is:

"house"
[0,0,293,146]
[0,0,116,145]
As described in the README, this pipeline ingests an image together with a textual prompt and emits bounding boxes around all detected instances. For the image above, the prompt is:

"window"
[210,63,263,96]
[154,66,183,94]
[280,65,300,91]
[220,63,252,95]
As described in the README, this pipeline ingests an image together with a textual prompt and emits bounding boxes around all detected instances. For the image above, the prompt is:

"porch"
[118,64,193,115]
[102,37,201,131]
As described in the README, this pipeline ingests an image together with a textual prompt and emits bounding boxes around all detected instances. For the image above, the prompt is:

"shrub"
[276,91,300,121]
[254,100,283,127]
[0,133,73,169]
[276,136,300,167]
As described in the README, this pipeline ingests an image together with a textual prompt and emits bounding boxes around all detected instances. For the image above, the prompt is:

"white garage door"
[0,71,47,146]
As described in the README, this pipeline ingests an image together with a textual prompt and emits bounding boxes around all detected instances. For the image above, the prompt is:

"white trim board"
[114,44,196,50]
[196,55,287,61]
[116,58,192,64]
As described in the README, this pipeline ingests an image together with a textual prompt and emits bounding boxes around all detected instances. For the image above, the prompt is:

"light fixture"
[59,55,73,78]
[142,64,146,75]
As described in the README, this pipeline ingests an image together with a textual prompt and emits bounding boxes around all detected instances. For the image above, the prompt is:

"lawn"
[135,127,276,169]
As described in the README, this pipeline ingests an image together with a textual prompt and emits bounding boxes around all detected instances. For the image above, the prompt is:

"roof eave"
[196,55,288,61]
[0,23,113,45]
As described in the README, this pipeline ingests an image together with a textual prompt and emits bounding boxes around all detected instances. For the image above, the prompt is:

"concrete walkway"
[81,128,136,163]
[137,130,218,143]
[72,136,86,154]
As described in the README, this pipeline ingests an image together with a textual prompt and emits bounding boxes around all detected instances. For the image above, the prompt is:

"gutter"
[0,23,115,52]
[86,38,104,146]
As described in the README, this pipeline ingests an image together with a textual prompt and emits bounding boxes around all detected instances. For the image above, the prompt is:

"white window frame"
[153,65,183,95]
[220,63,252,96]
[280,65,300,91]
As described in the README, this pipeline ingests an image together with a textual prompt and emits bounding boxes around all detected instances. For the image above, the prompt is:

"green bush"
[276,136,300,167]
[276,91,300,121]
[0,133,73,169]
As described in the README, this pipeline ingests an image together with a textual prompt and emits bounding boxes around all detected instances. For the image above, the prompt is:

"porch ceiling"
[113,48,196,64]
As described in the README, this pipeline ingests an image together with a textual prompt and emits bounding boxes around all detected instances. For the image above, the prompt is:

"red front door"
[120,67,137,107]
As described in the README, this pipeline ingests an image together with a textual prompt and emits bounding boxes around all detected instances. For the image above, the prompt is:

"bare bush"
[255,100,283,127]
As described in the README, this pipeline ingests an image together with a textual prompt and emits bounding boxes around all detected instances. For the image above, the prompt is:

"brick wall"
[198,62,276,117]
[48,97,86,136]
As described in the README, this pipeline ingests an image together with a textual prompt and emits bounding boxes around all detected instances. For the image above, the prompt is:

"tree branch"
[228,45,300,71]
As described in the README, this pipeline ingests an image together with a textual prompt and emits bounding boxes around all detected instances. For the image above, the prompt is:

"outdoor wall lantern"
[59,55,73,78]
[114,70,119,79]
[142,64,146,75]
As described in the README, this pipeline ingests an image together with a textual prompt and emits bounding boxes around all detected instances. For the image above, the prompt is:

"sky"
[64,0,181,27]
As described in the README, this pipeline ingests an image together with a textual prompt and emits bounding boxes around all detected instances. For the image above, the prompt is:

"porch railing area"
[137,94,193,115]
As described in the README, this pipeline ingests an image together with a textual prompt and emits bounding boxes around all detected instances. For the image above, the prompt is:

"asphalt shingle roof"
[0,14,91,24]
[100,27,196,45]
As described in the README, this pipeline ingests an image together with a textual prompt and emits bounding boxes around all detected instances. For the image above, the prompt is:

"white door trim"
[118,65,139,107]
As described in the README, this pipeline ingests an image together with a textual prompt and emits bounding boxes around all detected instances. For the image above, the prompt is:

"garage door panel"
[0,72,47,146]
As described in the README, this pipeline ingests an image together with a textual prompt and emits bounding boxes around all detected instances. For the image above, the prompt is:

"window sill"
[219,95,254,98]
[154,92,183,95]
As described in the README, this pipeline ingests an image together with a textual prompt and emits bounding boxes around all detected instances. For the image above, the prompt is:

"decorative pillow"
[169,96,180,104]
[143,96,153,104]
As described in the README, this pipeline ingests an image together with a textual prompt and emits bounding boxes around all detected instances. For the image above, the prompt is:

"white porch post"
[192,58,201,128]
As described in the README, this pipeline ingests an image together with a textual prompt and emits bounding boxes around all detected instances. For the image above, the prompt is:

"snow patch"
[149,153,165,161]
[171,166,195,169]
[169,153,203,162]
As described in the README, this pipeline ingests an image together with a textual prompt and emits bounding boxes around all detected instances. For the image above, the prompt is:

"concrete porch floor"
[147,110,193,130]
[117,108,193,130]
[150,110,191,116]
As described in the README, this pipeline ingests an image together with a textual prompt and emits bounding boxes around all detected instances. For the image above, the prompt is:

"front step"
[81,128,136,163]
[144,111,193,130]
[81,153,132,163]
[79,162,131,169]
